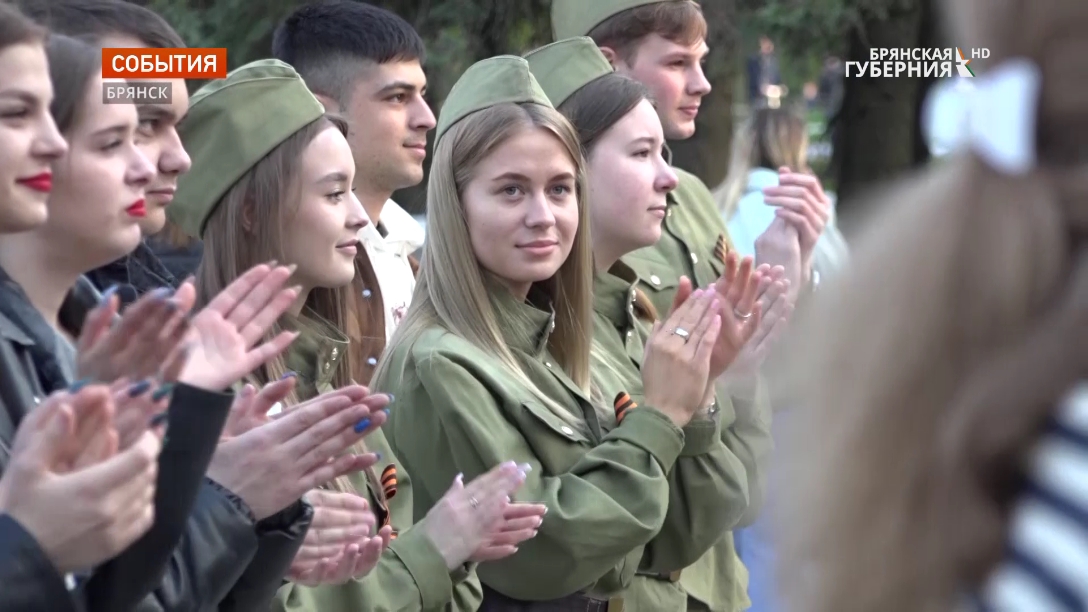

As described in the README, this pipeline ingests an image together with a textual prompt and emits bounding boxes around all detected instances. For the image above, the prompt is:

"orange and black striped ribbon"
[390,528,399,541]
[614,392,637,424]
[714,234,729,266]
[381,464,398,499]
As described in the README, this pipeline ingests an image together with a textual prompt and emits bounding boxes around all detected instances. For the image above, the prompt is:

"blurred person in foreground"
[777,0,1088,610]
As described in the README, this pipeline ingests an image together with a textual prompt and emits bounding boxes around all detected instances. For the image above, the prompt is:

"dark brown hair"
[587,0,707,64]
[18,0,185,49]
[0,2,45,51]
[777,0,1088,610]
[45,34,101,134]
[558,72,659,322]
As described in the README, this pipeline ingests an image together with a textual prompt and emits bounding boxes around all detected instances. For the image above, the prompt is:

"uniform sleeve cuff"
[387,523,453,609]
[607,407,685,471]
[679,414,721,457]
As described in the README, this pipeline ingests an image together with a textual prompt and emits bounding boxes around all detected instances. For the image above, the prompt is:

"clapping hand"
[287,490,390,586]
[76,287,191,384]
[762,167,831,282]
[0,386,162,573]
[169,264,301,392]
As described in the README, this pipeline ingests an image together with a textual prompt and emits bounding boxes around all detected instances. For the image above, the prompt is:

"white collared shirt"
[359,199,425,342]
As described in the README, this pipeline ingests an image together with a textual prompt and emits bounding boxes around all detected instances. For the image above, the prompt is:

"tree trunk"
[667,0,739,192]
[833,0,928,222]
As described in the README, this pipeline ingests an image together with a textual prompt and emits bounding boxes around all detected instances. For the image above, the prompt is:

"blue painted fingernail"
[374,452,382,461]
[68,379,91,392]
[386,394,395,403]
[354,418,371,433]
[150,287,174,299]
[127,379,152,397]
[280,371,297,380]
[152,383,175,402]
[149,412,169,427]
[99,285,119,304]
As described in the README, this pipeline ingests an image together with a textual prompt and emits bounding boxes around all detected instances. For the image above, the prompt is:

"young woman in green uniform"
[375,54,741,610]
[526,37,780,611]
[167,59,545,611]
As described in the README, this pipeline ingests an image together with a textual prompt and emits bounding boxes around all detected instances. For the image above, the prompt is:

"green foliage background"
[132,0,937,216]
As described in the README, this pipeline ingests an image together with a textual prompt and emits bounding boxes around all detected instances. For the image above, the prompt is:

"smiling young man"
[20,0,196,305]
[273,1,432,348]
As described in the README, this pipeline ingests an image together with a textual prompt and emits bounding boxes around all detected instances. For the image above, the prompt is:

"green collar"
[284,310,349,398]
[489,279,557,358]
[593,261,641,329]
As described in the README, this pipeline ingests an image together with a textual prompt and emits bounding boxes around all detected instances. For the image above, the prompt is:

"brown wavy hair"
[776,1,1088,610]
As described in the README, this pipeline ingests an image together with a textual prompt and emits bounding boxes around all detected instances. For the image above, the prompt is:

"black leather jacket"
[0,273,311,611]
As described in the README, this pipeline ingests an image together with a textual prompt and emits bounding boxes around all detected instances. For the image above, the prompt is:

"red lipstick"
[126,199,147,218]
[17,172,52,193]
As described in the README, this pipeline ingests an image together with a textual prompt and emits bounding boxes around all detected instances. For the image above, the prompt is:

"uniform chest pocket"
[520,400,590,444]
[623,252,681,297]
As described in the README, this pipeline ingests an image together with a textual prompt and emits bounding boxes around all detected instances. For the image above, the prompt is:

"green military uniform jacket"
[273,314,483,612]
[622,168,774,611]
[379,284,687,603]
[591,263,751,611]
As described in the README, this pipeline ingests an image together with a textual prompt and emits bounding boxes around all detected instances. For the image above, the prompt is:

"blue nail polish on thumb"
[354,418,371,433]
[374,452,382,462]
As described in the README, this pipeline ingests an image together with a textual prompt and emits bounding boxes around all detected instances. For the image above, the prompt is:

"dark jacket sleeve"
[83,383,235,611]
[218,500,314,612]
[0,513,81,612]
[131,480,262,612]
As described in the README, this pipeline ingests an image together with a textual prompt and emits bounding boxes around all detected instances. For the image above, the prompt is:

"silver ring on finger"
[671,327,691,341]
[469,496,480,509]
[733,309,753,321]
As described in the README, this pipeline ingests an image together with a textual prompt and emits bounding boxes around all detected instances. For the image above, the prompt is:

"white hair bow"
[922,58,1043,175]
[964,58,1043,175]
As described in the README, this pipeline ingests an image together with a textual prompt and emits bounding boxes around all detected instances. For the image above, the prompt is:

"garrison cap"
[435,55,553,145]
[169,59,325,239]
[525,37,614,108]
[551,0,681,40]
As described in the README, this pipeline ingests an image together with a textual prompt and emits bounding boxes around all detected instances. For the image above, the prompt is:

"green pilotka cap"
[168,59,325,239]
[551,0,683,40]
[525,37,614,109]
[435,55,553,145]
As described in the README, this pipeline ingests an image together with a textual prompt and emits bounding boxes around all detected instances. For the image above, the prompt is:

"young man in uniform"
[272,1,431,352]
[550,2,830,610]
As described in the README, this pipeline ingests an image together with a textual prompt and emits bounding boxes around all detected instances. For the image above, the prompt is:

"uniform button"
[667,209,673,217]
[323,362,331,372]
[650,275,661,286]
[549,320,556,332]
[626,331,633,339]
[690,253,699,265]
[561,426,574,435]
[362,289,372,298]
[545,362,552,368]
[331,348,339,357]
[33,396,41,405]
[367,357,378,366]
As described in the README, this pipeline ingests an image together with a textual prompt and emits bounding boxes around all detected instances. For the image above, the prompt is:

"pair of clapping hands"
[0,263,322,573]
[640,249,799,429]
[227,378,548,586]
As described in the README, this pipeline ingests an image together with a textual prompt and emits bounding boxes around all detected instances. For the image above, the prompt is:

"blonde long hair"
[776,1,1088,610]
[714,107,808,221]
[371,102,601,431]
